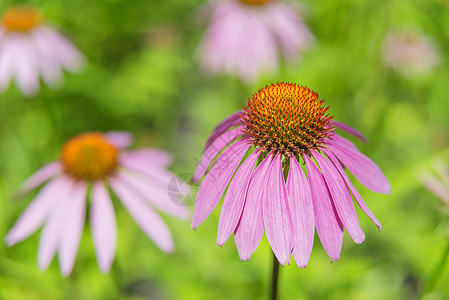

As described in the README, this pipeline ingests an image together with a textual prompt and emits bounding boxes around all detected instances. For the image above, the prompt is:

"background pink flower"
[198,0,314,83]
[192,83,390,267]
[0,6,86,97]
[6,131,190,276]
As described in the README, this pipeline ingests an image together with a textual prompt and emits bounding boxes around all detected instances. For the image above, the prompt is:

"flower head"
[382,30,440,77]
[199,0,314,83]
[192,83,390,267]
[6,131,189,276]
[0,6,85,97]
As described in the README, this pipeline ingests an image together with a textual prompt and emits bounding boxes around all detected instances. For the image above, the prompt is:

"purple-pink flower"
[198,0,314,83]
[0,6,85,97]
[192,83,390,267]
[6,132,189,276]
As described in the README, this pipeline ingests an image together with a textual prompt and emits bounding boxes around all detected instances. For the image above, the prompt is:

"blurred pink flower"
[6,132,189,276]
[382,30,440,77]
[192,83,390,267]
[0,6,86,97]
[198,0,314,83]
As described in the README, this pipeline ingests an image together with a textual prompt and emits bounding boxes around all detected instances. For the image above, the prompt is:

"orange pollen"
[239,0,272,5]
[1,7,42,32]
[61,133,119,181]
[241,83,334,156]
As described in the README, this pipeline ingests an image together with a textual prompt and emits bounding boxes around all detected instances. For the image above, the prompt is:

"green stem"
[270,252,280,300]
[418,240,449,298]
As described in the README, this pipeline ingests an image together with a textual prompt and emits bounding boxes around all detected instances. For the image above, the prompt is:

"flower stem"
[418,240,449,298]
[271,252,280,300]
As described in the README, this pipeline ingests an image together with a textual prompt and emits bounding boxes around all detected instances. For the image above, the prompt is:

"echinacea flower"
[382,30,440,77]
[6,132,189,276]
[192,83,390,267]
[0,6,85,97]
[199,0,314,83]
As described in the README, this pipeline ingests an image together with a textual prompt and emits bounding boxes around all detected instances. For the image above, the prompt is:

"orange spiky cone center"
[61,133,119,181]
[239,0,272,5]
[1,7,42,32]
[241,83,333,156]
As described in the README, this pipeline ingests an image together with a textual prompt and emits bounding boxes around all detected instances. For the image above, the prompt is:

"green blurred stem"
[419,240,449,298]
[270,253,280,300]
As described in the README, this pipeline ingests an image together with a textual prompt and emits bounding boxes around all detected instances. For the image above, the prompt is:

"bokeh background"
[1,0,449,299]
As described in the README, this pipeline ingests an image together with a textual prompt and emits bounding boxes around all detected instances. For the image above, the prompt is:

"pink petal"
[6,176,66,246]
[120,154,178,186]
[116,171,190,220]
[331,121,368,143]
[192,139,250,229]
[91,182,117,273]
[58,182,87,277]
[304,155,343,262]
[324,149,382,230]
[39,26,86,72]
[217,150,258,246]
[204,111,243,150]
[0,34,20,92]
[15,36,40,97]
[263,154,293,266]
[104,131,134,149]
[312,151,365,244]
[194,127,244,183]
[234,153,272,261]
[15,162,62,199]
[120,149,173,168]
[419,171,449,205]
[286,156,314,268]
[110,178,174,252]
[37,178,75,270]
[330,134,359,151]
[328,142,391,194]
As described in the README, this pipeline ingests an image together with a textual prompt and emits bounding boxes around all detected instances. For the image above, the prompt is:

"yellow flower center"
[1,7,42,32]
[241,83,333,156]
[61,133,119,181]
[239,0,272,5]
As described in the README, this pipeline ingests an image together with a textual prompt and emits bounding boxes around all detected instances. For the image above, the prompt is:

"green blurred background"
[1,0,449,299]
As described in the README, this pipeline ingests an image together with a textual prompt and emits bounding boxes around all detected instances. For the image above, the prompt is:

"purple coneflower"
[6,132,189,276]
[0,6,85,97]
[199,0,314,83]
[382,30,440,77]
[192,83,390,267]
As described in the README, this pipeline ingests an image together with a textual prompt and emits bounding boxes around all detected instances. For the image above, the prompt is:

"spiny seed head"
[1,7,41,32]
[241,83,333,156]
[239,0,272,5]
[61,133,118,181]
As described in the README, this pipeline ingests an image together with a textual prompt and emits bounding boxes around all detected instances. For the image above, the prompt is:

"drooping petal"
[58,182,87,277]
[324,149,382,230]
[192,139,250,229]
[91,182,117,273]
[6,176,67,246]
[217,150,258,246]
[312,151,365,244]
[204,111,243,150]
[15,162,62,199]
[234,153,272,261]
[194,127,244,183]
[120,149,173,168]
[328,141,391,194]
[0,34,21,92]
[263,154,292,266]
[286,156,314,268]
[104,131,134,149]
[331,121,368,143]
[38,178,75,270]
[419,171,449,205]
[110,178,174,252]
[330,134,359,151]
[116,171,190,220]
[304,155,343,262]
